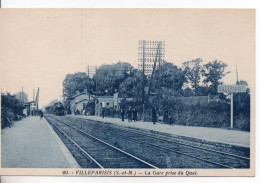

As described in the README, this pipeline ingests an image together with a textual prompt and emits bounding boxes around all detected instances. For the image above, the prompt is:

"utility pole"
[158,42,162,97]
[87,66,90,100]
[95,66,98,96]
[147,42,160,100]
[138,40,165,122]
[33,86,35,101]
[35,87,40,113]
[37,88,40,112]
[22,86,24,103]
[236,64,239,85]
[230,92,234,129]
[142,40,146,121]
[20,88,21,103]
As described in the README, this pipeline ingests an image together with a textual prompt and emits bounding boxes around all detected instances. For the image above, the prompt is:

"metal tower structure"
[86,65,98,78]
[138,40,165,75]
[138,40,165,121]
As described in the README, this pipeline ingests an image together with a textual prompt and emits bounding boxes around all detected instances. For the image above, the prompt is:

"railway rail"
[45,116,158,169]
[71,116,250,158]
[46,115,250,169]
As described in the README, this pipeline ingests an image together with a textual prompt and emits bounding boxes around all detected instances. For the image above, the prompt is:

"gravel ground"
[1,116,79,168]
[72,115,250,148]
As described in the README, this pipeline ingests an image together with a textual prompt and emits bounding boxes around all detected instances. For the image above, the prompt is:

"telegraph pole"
[138,40,165,122]
[20,88,21,103]
[142,40,146,121]
[236,64,239,85]
[87,66,90,100]
[95,66,98,95]
[33,86,35,101]
[158,42,162,96]
[230,92,234,129]
[22,86,24,103]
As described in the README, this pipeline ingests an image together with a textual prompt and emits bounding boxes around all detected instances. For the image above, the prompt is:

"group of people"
[74,109,81,115]
[99,106,172,125]
[120,108,138,122]
[74,108,90,116]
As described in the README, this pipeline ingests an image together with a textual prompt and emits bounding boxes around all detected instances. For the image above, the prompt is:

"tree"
[118,69,143,98]
[195,86,210,96]
[152,62,186,93]
[202,60,230,94]
[62,72,93,100]
[182,58,203,92]
[182,88,193,97]
[1,93,24,128]
[14,91,28,103]
[94,61,134,96]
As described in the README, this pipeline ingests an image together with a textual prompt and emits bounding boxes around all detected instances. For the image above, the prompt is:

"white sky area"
[0,9,255,108]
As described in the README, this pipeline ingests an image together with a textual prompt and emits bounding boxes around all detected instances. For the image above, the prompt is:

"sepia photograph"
[0,8,255,176]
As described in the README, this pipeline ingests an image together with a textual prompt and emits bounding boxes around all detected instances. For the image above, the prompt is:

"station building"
[69,90,123,115]
[69,90,95,113]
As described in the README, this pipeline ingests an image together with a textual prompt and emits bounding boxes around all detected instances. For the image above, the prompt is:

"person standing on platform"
[163,109,169,124]
[133,108,137,122]
[152,106,157,124]
[101,108,105,118]
[121,108,125,122]
[40,111,44,119]
[127,107,132,122]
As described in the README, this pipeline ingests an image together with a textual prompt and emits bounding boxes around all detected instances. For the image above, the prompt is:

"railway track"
[70,116,250,158]
[46,115,250,168]
[45,116,158,169]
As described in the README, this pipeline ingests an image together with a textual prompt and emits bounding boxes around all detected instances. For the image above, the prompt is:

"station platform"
[72,115,250,148]
[1,116,79,168]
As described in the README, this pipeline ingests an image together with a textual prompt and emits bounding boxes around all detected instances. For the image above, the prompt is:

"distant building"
[70,90,94,112]
[94,93,130,116]
[70,91,134,116]
[95,96,114,116]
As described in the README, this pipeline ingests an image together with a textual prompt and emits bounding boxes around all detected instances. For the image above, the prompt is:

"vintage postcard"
[0,9,255,176]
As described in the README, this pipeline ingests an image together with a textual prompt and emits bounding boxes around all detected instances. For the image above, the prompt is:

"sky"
[0,9,255,108]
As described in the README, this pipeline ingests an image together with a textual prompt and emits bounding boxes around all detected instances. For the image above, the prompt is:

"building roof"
[70,92,93,99]
[75,99,89,105]
[95,96,113,98]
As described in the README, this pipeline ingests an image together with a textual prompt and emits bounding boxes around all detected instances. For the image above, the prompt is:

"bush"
[1,93,24,129]
[234,114,250,131]
[167,101,249,131]
[98,94,250,131]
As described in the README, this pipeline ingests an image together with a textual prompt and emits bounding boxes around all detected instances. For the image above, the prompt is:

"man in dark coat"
[40,110,44,119]
[163,109,169,123]
[133,109,138,122]
[101,108,105,118]
[152,106,157,124]
[127,108,132,122]
[121,109,125,122]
